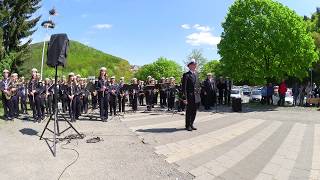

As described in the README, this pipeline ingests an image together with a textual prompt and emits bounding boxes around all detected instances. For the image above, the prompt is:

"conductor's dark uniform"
[182,70,201,131]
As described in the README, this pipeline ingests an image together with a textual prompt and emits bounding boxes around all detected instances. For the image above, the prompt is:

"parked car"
[243,88,251,96]
[231,89,243,99]
[250,90,262,102]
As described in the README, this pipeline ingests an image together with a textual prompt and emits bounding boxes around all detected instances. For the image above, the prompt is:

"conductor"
[182,59,201,131]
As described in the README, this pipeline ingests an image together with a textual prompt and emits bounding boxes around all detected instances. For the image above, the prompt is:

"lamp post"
[40,8,56,81]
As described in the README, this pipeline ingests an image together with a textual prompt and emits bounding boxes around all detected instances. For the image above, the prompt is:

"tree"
[135,57,183,82]
[200,60,225,79]
[185,49,207,72]
[0,0,41,72]
[218,0,318,85]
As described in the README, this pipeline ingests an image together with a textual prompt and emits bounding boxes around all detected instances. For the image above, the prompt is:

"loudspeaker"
[47,34,69,67]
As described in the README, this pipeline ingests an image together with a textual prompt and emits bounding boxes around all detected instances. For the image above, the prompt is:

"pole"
[40,37,46,81]
[53,65,58,157]
[311,69,313,91]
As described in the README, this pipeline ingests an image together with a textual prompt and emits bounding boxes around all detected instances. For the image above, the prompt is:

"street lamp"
[40,8,57,81]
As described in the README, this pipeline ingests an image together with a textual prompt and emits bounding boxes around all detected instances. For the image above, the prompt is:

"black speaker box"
[47,34,69,67]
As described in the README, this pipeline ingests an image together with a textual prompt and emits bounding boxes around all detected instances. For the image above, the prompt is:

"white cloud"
[193,24,211,32]
[186,32,221,46]
[181,24,191,29]
[93,24,113,30]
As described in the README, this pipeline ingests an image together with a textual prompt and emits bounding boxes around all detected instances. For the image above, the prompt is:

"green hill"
[20,40,132,80]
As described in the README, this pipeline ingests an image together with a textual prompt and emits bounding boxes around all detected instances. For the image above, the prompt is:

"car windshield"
[231,90,239,94]
[252,91,261,95]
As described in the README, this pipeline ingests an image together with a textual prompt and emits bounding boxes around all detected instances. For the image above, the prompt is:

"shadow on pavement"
[136,128,186,133]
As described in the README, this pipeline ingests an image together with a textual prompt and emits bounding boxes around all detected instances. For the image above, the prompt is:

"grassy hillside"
[20,40,132,80]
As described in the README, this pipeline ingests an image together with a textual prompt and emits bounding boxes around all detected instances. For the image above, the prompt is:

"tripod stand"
[39,65,83,157]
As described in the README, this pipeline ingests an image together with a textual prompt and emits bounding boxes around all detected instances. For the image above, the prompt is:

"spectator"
[267,83,274,105]
[261,85,267,104]
[278,79,287,106]
[305,82,312,98]
[292,82,300,106]
[299,85,306,106]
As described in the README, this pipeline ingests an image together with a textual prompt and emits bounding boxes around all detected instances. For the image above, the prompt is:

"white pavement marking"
[255,123,306,180]
[189,121,282,179]
[309,125,320,180]
[155,119,265,163]
[130,114,226,133]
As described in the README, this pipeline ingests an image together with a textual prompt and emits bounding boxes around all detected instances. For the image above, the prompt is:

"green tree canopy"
[0,0,41,72]
[135,57,183,82]
[200,60,224,80]
[218,0,318,85]
[185,49,208,72]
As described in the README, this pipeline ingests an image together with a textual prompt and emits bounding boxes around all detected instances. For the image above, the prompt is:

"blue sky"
[32,0,320,66]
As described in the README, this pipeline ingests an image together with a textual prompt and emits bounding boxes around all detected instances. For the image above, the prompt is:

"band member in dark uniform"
[44,78,53,115]
[159,77,167,108]
[28,68,43,122]
[129,78,139,111]
[138,80,145,106]
[66,72,81,121]
[59,76,68,113]
[18,76,28,114]
[109,76,118,116]
[97,67,109,121]
[203,73,216,110]
[80,78,89,114]
[167,77,177,111]
[182,59,201,131]
[10,73,19,118]
[118,77,126,114]
[0,69,13,120]
[145,78,155,111]
[91,79,98,109]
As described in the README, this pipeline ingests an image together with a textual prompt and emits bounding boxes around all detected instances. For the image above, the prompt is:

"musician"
[153,80,159,105]
[18,76,28,114]
[44,78,53,115]
[59,76,68,113]
[109,76,118,116]
[10,73,19,118]
[138,80,145,106]
[91,79,98,109]
[145,78,155,111]
[203,73,216,110]
[0,69,13,120]
[159,77,167,108]
[97,67,109,121]
[167,77,177,111]
[28,68,43,122]
[118,77,126,114]
[129,78,139,111]
[146,76,152,85]
[182,59,201,131]
[67,73,81,121]
[80,78,89,114]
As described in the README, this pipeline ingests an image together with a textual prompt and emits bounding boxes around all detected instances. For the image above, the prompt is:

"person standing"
[138,80,145,106]
[0,69,13,120]
[292,82,300,106]
[203,73,215,110]
[66,73,81,121]
[217,77,225,105]
[278,79,287,106]
[10,73,19,118]
[129,78,139,111]
[97,67,109,121]
[118,77,126,114]
[182,59,201,131]
[159,77,167,108]
[18,77,28,114]
[109,76,118,116]
[225,77,232,106]
[267,83,274,105]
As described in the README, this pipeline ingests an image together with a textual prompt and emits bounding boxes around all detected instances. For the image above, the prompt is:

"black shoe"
[191,126,197,130]
[187,127,193,131]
